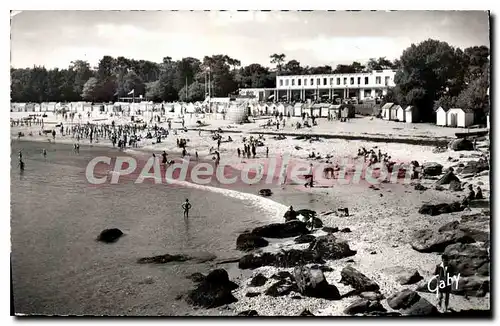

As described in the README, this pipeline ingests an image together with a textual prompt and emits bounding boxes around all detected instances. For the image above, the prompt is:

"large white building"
[239,69,396,102]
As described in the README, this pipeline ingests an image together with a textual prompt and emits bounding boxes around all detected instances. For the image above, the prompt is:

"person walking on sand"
[18,158,25,171]
[182,199,192,218]
[42,149,47,159]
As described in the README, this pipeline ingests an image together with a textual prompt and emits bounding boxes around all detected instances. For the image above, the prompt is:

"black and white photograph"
[9,8,491,317]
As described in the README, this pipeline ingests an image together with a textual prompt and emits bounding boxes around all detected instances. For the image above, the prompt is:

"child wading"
[182,199,192,218]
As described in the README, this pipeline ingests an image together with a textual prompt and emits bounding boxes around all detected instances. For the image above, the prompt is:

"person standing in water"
[182,199,192,218]
[42,149,47,159]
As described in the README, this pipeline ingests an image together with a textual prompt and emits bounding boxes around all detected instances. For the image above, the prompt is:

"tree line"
[11,39,489,122]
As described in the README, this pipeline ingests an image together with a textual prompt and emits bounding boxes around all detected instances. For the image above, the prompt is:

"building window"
[357,77,361,84]
[291,79,295,86]
[280,79,283,86]
[337,78,340,85]
[350,77,354,85]
[304,79,307,86]
[385,76,390,86]
[285,79,289,86]
[317,78,320,85]
[376,77,381,84]
[365,77,369,84]
[311,78,314,85]
[323,78,327,85]
[343,78,347,85]
[330,78,333,85]
[298,79,301,86]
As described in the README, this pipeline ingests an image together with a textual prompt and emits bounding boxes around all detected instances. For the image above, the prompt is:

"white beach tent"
[381,102,394,120]
[276,103,285,115]
[394,105,405,122]
[447,108,474,128]
[435,106,448,126]
[404,106,418,123]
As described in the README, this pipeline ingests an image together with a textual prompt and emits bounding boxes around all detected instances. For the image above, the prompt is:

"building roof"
[404,106,414,112]
[381,102,394,110]
[435,106,449,112]
[449,108,475,113]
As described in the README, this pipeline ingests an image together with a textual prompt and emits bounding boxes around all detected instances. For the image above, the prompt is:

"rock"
[387,289,421,310]
[435,171,460,185]
[249,273,268,287]
[311,264,333,272]
[370,251,377,255]
[237,310,259,316]
[450,138,474,151]
[265,279,298,297]
[293,266,341,300]
[294,234,316,244]
[414,183,427,191]
[137,253,191,264]
[397,270,423,285]
[435,185,444,191]
[322,226,339,233]
[443,243,489,277]
[402,298,439,316]
[272,271,294,280]
[236,233,269,251]
[439,221,489,243]
[238,249,322,269]
[360,291,384,301]
[186,273,205,283]
[186,269,238,308]
[341,227,352,233]
[245,292,260,297]
[449,179,462,191]
[291,295,302,299]
[423,162,443,176]
[258,189,272,197]
[460,160,489,175]
[365,311,402,316]
[344,299,386,315]
[140,276,155,284]
[312,217,323,228]
[308,234,357,260]
[97,228,124,243]
[420,275,490,297]
[251,220,309,238]
[299,309,315,316]
[283,209,298,222]
[411,229,475,253]
[296,209,317,220]
[418,202,464,216]
[340,266,379,292]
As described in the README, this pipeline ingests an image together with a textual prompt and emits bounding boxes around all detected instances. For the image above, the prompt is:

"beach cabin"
[404,106,418,123]
[381,103,394,120]
[185,103,196,113]
[436,107,448,126]
[447,108,475,128]
[311,103,322,117]
[284,104,294,117]
[293,103,304,117]
[320,104,330,118]
[329,105,341,120]
[173,103,183,115]
[395,105,405,122]
[340,104,356,119]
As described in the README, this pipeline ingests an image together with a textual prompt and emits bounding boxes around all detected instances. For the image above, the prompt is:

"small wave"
[165,176,287,221]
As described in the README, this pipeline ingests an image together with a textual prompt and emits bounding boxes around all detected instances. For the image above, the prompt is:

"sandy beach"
[11,111,490,316]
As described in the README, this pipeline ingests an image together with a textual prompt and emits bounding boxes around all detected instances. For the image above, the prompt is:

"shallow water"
[10,140,282,316]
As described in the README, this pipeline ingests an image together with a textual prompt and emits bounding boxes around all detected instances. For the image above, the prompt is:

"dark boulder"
[249,273,268,287]
[418,202,464,216]
[360,291,384,301]
[251,220,309,238]
[137,253,191,264]
[312,217,324,228]
[237,310,259,316]
[422,162,443,176]
[322,226,339,233]
[299,309,315,316]
[341,227,352,233]
[271,271,294,280]
[435,171,460,185]
[420,276,490,297]
[414,183,427,191]
[443,243,489,277]
[397,270,424,285]
[186,269,238,308]
[283,209,298,222]
[340,266,379,292]
[308,234,357,260]
[311,264,334,272]
[97,228,124,243]
[245,292,260,297]
[411,229,475,253]
[265,279,298,297]
[459,160,489,175]
[293,266,341,300]
[236,233,269,251]
[439,221,489,243]
[402,298,439,316]
[450,138,474,151]
[294,234,316,244]
[258,189,272,197]
[387,289,421,310]
[344,299,386,315]
[238,249,322,270]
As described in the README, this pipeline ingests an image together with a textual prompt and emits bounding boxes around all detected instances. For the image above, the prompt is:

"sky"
[10,10,490,69]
